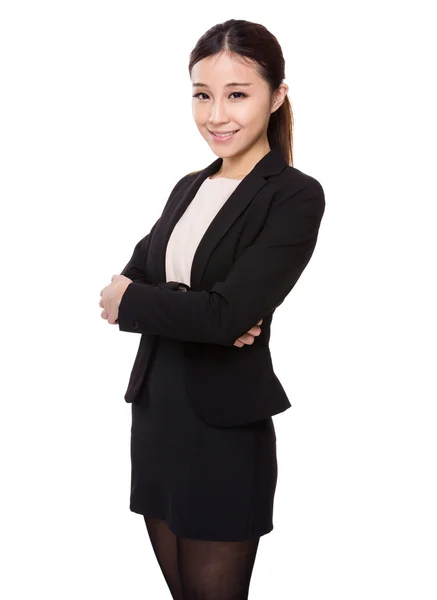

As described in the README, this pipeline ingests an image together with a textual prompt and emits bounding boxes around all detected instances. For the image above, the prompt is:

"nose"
[208,100,229,125]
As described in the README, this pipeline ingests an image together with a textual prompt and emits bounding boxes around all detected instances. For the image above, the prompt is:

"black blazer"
[117,143,325,427]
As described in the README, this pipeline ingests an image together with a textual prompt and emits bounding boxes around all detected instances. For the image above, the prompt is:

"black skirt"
[129,335,278,542]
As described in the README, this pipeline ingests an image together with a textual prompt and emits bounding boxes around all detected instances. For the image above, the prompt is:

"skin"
[191,50,288,179]
[100,50,288,348]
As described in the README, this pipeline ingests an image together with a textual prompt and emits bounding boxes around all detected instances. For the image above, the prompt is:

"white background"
[1,1,436,598]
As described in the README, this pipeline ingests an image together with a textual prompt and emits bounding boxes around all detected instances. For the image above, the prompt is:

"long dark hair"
[188,19,294,166]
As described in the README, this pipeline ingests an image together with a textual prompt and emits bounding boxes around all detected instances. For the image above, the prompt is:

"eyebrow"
[192,82,253,88]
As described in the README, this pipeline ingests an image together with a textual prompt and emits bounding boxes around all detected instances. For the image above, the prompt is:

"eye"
[192,92,247,100]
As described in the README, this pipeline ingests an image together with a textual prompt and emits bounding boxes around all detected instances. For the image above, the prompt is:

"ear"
[271,83,289,113]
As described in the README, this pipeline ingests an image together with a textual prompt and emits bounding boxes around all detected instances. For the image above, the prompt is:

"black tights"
[144,516,260,599]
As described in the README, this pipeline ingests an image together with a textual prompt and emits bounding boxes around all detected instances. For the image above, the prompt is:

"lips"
[208,128,240,141]
[209,129,239,135]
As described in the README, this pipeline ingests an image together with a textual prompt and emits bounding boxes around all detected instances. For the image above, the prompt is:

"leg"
[144,516,183,600]
[176,535,260,600]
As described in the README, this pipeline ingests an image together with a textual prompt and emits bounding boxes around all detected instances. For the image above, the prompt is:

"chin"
[205,138,243,156]
[202,129,243,150]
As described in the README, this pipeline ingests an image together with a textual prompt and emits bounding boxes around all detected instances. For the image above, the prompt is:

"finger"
[238,333,255,345]
[247,325,261,336]
[233,339,244,347]
[257,319,263,325]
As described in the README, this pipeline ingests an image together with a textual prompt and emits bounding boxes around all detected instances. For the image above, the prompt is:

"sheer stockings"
[144,516,183,600]
[144,516,260,600]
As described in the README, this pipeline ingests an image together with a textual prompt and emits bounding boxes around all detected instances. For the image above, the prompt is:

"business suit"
[118,143,326,428]
[118,143,325,541]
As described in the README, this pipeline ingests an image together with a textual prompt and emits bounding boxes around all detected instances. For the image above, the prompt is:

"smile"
[208,129,240,141]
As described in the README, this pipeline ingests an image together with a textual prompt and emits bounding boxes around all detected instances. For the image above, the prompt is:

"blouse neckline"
[206,176,243,182]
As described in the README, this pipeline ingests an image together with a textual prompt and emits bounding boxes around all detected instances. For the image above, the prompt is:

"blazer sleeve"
[117,177,326,346]
[119,173,192,284]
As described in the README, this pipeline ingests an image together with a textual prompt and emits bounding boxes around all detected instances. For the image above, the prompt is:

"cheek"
[191,101,265,128]
[192,103,206,121]
[234,104,263,127]
[240,102,267,127]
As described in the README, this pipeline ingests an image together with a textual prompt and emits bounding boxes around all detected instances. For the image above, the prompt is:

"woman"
[100,19,325,600]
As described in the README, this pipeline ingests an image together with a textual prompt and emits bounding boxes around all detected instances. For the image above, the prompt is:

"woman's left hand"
[99,274,133,324]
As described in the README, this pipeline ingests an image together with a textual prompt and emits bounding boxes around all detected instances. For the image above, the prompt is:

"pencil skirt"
[129,335,278,542]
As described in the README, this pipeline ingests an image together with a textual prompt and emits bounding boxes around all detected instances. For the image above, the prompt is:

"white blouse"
[165,176,243,288]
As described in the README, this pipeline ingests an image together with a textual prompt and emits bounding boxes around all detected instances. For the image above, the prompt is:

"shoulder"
[278,165,325,198]
[171,170,201,192]
[268,165,325,218]
[167,171,198,198]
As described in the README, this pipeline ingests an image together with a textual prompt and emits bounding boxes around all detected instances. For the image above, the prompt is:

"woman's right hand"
[233,319,263,348]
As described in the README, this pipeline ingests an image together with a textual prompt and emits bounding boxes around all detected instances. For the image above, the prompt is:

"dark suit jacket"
[117,143,325,427]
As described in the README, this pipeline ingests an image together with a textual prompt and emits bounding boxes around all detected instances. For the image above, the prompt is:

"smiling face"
[191,51,287,161]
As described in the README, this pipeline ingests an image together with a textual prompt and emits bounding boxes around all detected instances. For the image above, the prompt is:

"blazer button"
[132,320,139,329]
[176,284,188,292]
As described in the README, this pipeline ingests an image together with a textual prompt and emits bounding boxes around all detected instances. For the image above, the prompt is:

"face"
[191,51,287,158]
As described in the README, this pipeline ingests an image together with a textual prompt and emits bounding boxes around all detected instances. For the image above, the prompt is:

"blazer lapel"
[155,143,288,291]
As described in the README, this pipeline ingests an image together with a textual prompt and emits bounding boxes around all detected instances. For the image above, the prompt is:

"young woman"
[100,18,325,600]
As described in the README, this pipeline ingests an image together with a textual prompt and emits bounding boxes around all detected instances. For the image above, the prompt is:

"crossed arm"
[116,178,325,347]
[116,211,264,347]
[110,174,263,346]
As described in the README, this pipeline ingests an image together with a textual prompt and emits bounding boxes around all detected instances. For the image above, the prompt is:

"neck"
[214,139,271,179]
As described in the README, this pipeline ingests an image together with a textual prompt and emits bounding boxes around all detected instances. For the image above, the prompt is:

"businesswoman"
[99,19,325,600]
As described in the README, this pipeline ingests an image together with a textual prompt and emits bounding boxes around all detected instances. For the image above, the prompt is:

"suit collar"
[157,143,288,291]
[202,142,287,180]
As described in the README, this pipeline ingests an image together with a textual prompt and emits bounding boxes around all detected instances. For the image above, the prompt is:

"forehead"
[191,52,260,86]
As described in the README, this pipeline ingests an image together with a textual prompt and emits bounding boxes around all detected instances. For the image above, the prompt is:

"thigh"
[144,517,183,600]
[176,534,260,600]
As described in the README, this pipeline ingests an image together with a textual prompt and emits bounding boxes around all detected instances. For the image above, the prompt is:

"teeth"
[212,130,237,137]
